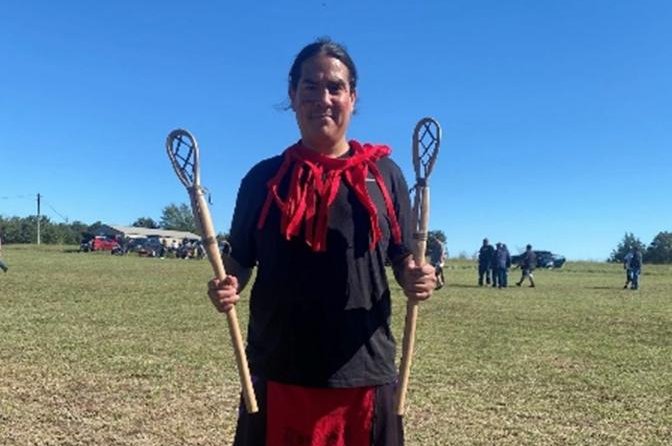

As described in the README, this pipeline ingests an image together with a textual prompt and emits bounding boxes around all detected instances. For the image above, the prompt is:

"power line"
[0,194,33,200]
[42,197,68,223]
[0,193,69,223]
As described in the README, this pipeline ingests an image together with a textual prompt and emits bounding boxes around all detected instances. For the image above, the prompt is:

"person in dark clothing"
[478,238,495,286]
[629,247,643,290]
[427,236,446,290]
[159,239,168,259]
[490,243,501,288]
[495,243,511,288]
[0,233,8,273]
[516,244,536,287]
[207,38,437,446]
[623,249,634,289]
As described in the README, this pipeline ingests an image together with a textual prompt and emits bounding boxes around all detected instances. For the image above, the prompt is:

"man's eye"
[328,84,345,94]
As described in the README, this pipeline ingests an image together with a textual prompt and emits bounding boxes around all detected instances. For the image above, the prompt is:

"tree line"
[0,204,199,245]
[5,208,670,265]
[609,231,672,264]
[2,205,447,255]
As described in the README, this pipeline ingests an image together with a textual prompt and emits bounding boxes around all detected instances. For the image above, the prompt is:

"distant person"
[195,241,206,259]
[495,243,511,288]
[428,236,446,289]
[629,247,643,290]
[120,236,130,255]
[490,242,502,288]
[159,239,168,259]
[179,238,191,259]
[220,239,232,257]
[478,238,495,286]
[516,244,536,287]
[623,249,634,289]
[0,232,8,273]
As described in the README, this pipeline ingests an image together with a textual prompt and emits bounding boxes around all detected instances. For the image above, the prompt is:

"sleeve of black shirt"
[383,158,414,265]
[228,156,283,268]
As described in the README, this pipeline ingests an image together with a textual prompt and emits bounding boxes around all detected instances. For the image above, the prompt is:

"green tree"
[87,221,106,236]
[132,217,160,229]
[608,232,646,263]
[67,221,90,244]
[1,216,109,246]
[645,231,672,264]
[160,203,196,233]
[0,216,24,243]
[14,216,38,243]
[38,216,57,244]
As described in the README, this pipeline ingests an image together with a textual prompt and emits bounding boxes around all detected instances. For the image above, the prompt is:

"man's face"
[289,53,356,154]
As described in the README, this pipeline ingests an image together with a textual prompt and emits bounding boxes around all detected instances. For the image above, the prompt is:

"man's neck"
[301,138,350,158]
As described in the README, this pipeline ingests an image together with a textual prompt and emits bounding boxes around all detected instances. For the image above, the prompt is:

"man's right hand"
[207,275,241,313]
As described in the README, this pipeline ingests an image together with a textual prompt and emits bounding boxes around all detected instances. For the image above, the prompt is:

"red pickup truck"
[80,236,120,252]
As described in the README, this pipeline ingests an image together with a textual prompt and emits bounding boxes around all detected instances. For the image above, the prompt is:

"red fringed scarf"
[257,140,402,252]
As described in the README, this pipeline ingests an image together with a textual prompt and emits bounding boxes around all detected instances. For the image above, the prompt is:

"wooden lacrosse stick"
[396,117,441,415]
[166,128,258,413]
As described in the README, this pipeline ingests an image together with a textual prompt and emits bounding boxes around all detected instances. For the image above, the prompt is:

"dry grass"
[1,245,671,445]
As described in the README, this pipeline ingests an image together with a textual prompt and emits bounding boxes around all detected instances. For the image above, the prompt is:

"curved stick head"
[412,117,441,182]
[166,128,200,188]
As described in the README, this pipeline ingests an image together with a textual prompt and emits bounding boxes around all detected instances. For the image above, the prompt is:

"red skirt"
[267,381,374,446]
[232,379,404,446]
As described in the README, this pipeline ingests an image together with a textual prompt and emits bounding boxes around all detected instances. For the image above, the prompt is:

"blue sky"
[1,1,670,260]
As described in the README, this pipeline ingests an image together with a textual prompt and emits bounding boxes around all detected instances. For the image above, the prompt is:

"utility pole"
[37,193,41,245]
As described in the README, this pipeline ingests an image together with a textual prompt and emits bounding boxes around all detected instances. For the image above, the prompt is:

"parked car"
[131,237,165,257]
[177,240,205,259]
[511,250,566,269]
[79,235,120,252]
[79,238,91,252]
[111,237,133,255]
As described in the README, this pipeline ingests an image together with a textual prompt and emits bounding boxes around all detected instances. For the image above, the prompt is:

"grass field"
[1,245,671,445]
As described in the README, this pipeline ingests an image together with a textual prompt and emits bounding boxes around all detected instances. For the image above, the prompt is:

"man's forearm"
[223,255,253,292]
[392,254,412,288]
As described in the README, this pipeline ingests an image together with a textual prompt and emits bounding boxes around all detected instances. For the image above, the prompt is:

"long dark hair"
[288,37,358,93]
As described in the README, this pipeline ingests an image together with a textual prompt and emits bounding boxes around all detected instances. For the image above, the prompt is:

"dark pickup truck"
[511,250,566,269]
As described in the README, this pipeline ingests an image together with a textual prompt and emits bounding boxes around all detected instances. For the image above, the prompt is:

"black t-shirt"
[523,251,536,270]
[479,245,494,265]
[228,151,413,388]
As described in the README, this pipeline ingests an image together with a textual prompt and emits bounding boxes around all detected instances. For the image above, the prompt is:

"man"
[516,244,536,287]
[0,232,8,273]
[494,243,511,288]
[428,236,446,290]
[478,238,494,286]
[207,38,436,445]
[623,249,634,289]
[490,243,501,288]
[629,247,643,290]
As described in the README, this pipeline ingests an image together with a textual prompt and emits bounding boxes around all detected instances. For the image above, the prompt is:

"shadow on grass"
[446,283,489,289]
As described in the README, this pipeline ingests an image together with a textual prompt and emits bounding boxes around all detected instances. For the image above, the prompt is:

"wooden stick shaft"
[191,189,258,414]
[396,185,429,415]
